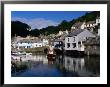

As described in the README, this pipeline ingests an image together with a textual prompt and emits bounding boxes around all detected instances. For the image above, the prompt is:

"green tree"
[11,21,31,37]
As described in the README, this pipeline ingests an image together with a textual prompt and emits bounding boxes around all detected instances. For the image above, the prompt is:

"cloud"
[12,17,59,29]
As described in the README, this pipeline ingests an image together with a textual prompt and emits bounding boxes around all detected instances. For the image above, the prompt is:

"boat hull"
[47,54,56,61]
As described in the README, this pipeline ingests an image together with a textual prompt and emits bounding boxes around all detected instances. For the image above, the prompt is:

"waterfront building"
[16,39,43,49]
[53,39,64,50]
[65,29,96,52]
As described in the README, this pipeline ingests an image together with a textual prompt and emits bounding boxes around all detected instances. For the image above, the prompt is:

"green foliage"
[11,21,31,37]
[58,20,71,31]
[30,29,40,37]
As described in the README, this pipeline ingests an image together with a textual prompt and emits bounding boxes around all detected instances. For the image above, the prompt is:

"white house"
[71,22,85,31]
[65,29,96,51]
[16,39,32,49]
[16,39,43,49]
[84,17,100,35]
[32,41,43,48]
[42,39,49,46]
[84,21,96,32]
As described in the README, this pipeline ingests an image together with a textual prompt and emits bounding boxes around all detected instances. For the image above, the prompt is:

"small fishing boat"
[46,46,56,60]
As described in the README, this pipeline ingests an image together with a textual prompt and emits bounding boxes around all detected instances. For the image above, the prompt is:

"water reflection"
[64,56,84,72]
[12,54,100,77]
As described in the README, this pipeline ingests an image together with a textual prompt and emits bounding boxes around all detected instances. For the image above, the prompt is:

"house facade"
[71,22,85,31]
[16,40,32,49]
[32,41,43,48]
[65,29,96,51]
[84,21,96,32]
[42,39,49,46]
[53,39,64,50]
[71,17,100,36]
[16,39,43,49]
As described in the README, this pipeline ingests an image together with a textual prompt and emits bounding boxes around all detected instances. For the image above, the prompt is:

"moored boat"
[46,45,56,60]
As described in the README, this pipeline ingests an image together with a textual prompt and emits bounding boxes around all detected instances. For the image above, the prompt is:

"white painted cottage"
[16,39,43,49]
[32,41,43,48]
[65,29,96,51]
[42,39,49,46]
[71,22,85,30]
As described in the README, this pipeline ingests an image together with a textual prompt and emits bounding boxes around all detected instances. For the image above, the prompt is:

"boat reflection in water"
[11,54,100,77]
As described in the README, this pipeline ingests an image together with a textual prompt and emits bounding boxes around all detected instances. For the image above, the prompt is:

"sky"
[11,11,91,29]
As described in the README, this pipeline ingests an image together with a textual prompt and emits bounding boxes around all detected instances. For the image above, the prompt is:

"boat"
[47,54,56,61]
[46,46,56,60]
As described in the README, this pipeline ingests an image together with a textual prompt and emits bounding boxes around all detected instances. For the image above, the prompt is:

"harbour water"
[11,54,100,77]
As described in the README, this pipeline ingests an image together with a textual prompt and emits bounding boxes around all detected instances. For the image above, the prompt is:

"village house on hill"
[53,30,69,50]
[71,22,85,30]
[71,17,100,36]
[65,29,96,56]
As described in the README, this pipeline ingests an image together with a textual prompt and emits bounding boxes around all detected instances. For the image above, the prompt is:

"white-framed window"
[78,42,81,47]
[72,43,76,48]
[67,43,70,48]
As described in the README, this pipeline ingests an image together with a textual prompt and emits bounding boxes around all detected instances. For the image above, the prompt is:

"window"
[73,37,75,42]
[39,45,41,47]
[27,46,30,48]
[72,43,76,48]
[67,43,70,48]
[78,42,81,47]
[68,38,69,42]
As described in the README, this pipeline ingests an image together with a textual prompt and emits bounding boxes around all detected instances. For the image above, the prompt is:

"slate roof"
[67,29,84,37]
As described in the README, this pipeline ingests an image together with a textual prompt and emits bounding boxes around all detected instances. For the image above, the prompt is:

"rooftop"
[67,29,84,37]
